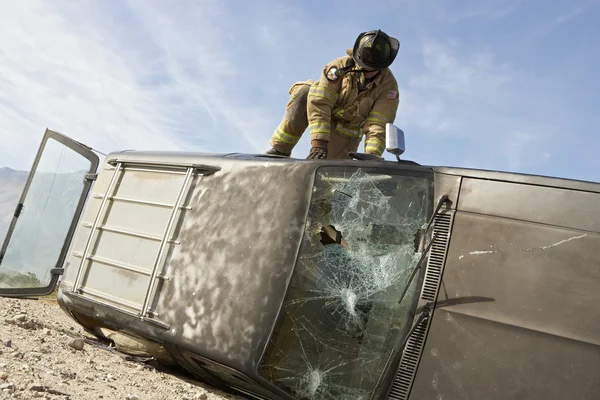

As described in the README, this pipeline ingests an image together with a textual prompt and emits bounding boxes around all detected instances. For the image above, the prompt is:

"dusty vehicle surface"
[1,128,599,400]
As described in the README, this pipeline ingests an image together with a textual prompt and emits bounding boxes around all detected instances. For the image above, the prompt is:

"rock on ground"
[0,297,246,400]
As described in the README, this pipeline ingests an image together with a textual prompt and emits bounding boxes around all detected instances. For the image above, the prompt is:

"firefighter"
[266,29,400,160]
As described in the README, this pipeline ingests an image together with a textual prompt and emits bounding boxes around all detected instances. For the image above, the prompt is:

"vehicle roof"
[105,150,600,192]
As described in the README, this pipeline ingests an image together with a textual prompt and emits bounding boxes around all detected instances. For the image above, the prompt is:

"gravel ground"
[0,297,245,400]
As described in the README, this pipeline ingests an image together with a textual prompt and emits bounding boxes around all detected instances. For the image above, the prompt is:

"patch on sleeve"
[326,67,340,82]
[387,90,398,99]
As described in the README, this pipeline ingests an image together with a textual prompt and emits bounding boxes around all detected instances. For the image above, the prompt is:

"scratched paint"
[469,251,497,255]
[541,234,588,250]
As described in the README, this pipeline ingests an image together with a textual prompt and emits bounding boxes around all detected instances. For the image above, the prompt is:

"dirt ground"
[0,296,245,400]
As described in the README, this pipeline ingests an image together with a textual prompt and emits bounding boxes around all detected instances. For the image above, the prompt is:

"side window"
[0,130,98,296]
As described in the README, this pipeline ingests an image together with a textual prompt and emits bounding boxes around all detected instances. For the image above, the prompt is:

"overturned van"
[0,128,599,400]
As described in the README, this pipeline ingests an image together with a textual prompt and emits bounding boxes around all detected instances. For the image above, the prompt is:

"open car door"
[0,129,99,297]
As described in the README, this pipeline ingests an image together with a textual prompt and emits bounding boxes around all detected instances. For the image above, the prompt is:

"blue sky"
[0,0,598,182]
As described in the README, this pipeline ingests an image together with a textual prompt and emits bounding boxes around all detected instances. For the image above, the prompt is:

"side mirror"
[385,123,406,161]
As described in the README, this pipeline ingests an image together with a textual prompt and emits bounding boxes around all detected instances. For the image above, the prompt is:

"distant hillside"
[0,167,28,243]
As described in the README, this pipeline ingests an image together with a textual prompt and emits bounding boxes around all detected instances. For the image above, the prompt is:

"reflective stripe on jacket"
[298,52,400,156]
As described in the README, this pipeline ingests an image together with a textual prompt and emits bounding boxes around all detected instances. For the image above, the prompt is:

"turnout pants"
[269,84,361,159]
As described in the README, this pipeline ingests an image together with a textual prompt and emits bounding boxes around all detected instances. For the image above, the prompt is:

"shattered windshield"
[259,166,433,400]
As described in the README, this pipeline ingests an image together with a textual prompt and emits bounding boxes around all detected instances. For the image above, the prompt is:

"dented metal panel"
[152,159,314,370]
[409,174,600,400]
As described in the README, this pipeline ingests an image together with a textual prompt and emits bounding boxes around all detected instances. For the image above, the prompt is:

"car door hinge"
[14,203,24,218]
[85,173,98,182]
[51,268,64,276]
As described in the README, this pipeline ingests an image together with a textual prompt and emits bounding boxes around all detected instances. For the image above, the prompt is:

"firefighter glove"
[307,140,328,160]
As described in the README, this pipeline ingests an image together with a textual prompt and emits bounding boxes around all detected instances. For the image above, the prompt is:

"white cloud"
[435,0,524,23]
[0,0,592,181]
[0,2,180,168]
[0,0,278,170]
[398,39,514,136]
[394,38,560,174]
[126,0,281,146]
[416,41,513,96]
[556,2,599,24]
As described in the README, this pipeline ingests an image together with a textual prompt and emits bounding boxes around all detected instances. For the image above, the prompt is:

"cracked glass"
[259,166,434,399]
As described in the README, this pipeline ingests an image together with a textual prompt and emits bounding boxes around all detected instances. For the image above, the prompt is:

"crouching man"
[266,29,401,160]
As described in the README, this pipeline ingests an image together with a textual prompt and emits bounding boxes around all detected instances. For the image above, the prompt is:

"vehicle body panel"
[407,169,600,400]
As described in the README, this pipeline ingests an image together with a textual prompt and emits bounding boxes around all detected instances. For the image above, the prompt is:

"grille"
[387,212,453,400]
[422,213,452,301]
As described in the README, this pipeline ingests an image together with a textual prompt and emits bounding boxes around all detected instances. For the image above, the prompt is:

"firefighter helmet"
[352,30,400,71]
